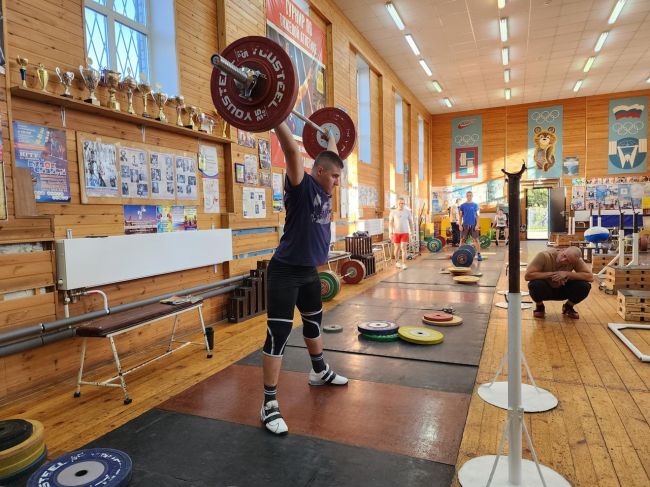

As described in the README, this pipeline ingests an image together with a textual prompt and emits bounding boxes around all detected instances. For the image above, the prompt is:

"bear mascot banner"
[527,105,563,180]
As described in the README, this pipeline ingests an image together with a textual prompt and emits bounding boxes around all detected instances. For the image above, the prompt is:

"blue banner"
[608,96,647,174]
[527,105,563,179]
[451,116,482,183]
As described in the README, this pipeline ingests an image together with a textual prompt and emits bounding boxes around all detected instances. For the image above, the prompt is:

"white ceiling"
[333,0,650,114]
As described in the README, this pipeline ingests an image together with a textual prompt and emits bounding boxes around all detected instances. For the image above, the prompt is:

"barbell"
[318,259,366,301]
[210,36,356,160]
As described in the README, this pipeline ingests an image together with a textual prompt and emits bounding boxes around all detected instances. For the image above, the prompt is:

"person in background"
[493,207,508,246]
[389,197,414,270]
[459,191,483,261]
[449,198,461,246]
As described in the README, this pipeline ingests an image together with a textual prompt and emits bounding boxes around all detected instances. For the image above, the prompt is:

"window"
[418,115,425,180]
[356,56,372,163]
[395,93,404,174]
[84,0,178,94]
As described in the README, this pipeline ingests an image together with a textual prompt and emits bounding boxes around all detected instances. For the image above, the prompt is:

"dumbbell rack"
[345,235,376,278]
[227,260,269,323]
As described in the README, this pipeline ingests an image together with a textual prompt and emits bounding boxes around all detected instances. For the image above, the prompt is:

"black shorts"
[461,225,479,239]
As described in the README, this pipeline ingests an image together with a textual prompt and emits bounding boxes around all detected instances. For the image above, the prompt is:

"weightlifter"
[260,121,348,436]
[459,191,483,262]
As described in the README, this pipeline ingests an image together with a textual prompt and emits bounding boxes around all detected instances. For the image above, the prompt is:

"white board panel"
[356,218,384,236]
[56,230,233,290]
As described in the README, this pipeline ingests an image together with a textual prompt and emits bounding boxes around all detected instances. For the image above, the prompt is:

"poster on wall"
[172,205,186,231]
[608,96,647,174]
[272,172,283,213]
[562,156,579,176]
[570,186,585,210]
[80,138,118,198]
[198,144,219,178]
[123,205,157,234]
[203,178,220,213]
[237,130,257,149]
[157,205,173,232]
[184,206,198,230]
[244,154,259,185]
[358,184,379,207]
[258,139,271,169]
[175,155,198,201]
[430,187,445,213]
[13,122,70,202]
[527,105,563,179]
[451,115,482,183]
[150,152,175,200]
[119,146,149,198]
[486,179,505,204]
[267,0,326,167]
[243,187,267,219]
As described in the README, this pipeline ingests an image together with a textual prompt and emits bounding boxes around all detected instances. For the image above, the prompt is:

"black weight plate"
[0,420,33,452]
[357,320,399,336]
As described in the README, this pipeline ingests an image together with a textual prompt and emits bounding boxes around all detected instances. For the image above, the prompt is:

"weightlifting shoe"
[261,400,288,435]
[562,303,579,319]
[477,254,483,262]
[309,364,348,386]
[533,304,545,319]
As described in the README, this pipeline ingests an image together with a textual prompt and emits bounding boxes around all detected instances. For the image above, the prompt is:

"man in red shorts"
[388,197,414,269]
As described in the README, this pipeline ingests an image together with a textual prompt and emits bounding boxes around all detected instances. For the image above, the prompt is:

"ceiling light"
[573,80,583,92]
[443,98,452,108]
[431,80,443,92]
[583,56,596,73]
[498,0,507,9]
[419,59,432,76]
[499,18,509,42]
[646,76,650,83]
[502,47,509,65]
[594,31,609,52]
[504,69,511,83]
[404,34,420,56]
[505,88,511,100]
[385,2,405,31]
[608,0,627,24]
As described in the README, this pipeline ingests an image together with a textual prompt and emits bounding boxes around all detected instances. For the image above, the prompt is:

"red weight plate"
[422,312,453,322]
[437,236,447,247]
[210,36,298,132]
[341,259,366,284]
[641,234,648,252]
[303,107,357,160]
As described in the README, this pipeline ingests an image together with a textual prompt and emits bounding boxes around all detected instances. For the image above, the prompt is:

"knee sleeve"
[263,318,293,356]
[300,308,323,339]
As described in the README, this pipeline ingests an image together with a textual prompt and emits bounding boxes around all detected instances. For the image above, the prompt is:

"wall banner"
[527,105,563,179]
[451,115,482,183]
[608,96,647,174]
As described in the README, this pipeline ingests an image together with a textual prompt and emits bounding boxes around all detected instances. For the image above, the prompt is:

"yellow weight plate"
[0,441,45,477]
[0,420,44,464]
[398,326,444,345]
[454,275,480,284]
[447,267,472,274]
[422,315,463,327]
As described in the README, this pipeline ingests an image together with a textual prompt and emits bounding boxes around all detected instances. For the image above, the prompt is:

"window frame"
[395,92,404,175]
[418,115,425,181]
[356,56,372,164]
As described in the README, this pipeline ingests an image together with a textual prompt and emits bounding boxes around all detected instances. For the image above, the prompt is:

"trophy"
[16,56,29,88]
[185,105,198,130]
[222,121,229,138]
[121,73,137,115]
[197,112,208,133]
[105,70,121,111]
[151,87,169,122]
[36,63,49,92]
[79,59,101,106]
[173,95,185,126]
[55,67,75,98]
[205,117,215,135]
[137,77,152,118]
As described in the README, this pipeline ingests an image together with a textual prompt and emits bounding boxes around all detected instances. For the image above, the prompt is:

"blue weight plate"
[451,248,474,267]
[357,320,399,336]
[28,448,132,487]
[459,244,476,255]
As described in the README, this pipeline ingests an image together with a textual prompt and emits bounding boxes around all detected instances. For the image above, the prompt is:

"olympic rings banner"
[451,115,482,183]
[527,105,563,180]
[608,96,647,175]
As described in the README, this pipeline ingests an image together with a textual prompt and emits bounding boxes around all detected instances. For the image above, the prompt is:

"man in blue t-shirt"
[260,121,348,436]
[459,191,483,261]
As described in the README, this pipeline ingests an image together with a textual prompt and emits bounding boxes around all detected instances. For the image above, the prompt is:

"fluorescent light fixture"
[499,17,509,42]
[573,79,583,92]
[405,34,420,56]
[646,76,650,83]
[385,2,405,31]
[431,80,443,92]
[594,31,609,52]
[504,69,511,83]
[583,56,596,73]
[419,59,432,76]
[505,88,511,100]
[498,0,507,8]
[608,0,627,24]
[501,47,509,66]
[443,98,452,107]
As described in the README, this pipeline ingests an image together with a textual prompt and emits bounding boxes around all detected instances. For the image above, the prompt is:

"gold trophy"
[105,70,121,111]
[173,95,185,126]
[197,112,208,133]
[79,59,101,106]
[121,74,137,114]
[151,87,169,122]
[55,67,75,98]
[205,117,215,135]
[137,76,152,118]
[16,56,29,88]
[222,121,229,138]
[36,63,49,92]
[185,105,198,130]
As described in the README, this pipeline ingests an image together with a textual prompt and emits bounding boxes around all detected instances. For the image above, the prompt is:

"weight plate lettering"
[451,248,474,267]
[0,419,33,452]
[479,235,491,249]
[361,333,400,342]
[323,324,343,333]
[398,327,444,345]
[303,107,356,160]
[319,271,340,302]
[210,36,298,132]
[341,259,366,284]
[422,315,463,327]
[454,275,480,284]
[422,312,453,322]
[357,321,399,336]
[28,448,132,487]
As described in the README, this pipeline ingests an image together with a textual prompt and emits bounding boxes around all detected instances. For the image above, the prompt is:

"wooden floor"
[2,244,650,486]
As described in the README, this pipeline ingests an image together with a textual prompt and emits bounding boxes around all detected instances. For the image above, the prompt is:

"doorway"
[526,188,549,240]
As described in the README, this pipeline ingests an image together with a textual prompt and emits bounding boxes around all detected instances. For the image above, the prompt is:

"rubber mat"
[237,347,478,394]
[382,267,501,287]
[84,408,455,487]
[345,286,496,307]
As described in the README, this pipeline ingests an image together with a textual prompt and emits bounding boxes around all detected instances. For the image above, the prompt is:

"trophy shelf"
[10,86,232,145]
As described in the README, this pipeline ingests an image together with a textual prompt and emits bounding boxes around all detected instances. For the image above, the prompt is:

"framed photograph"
[235,163,245,183]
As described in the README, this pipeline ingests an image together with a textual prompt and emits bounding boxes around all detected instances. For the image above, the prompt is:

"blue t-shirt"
[273,173,332,267]
[459,201,479,226]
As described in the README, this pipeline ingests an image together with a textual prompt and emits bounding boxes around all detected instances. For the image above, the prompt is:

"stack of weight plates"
[422,311,463,327]
[397,327,444,345]
[447,266,472,275]
[319,270,341,302]
[28,448,133,487]
[0,419,47,485]
[357,321,400,341]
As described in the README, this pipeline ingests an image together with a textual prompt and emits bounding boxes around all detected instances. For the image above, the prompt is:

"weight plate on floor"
[437,236,447,247]
[341,259,366,284]
[357,320,399,336]
[451,248,474,267]
[0,420,44,464]
[453,275,480,284]
[447,266,472,274]
[0,420,33,452]
[479,235,491,249]
[210,36,298,132]
[28,448,132,487]
[303,107,357,160]
[319,271,340,302]
[422,315,463,327]
[427,239,441,253]
[398,327,444,345]
[459,244,476,256]
[0,445,47,485]
[0,443,46,478]
[323,324,343,333]
[422,311,453,322]
[361,333,400,342]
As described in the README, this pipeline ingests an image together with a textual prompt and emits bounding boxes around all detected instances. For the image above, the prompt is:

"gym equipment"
[318,270,340,302]
[360,333,400,342]
[28,448,132,487]
[323,324,343,333]
[447,266,472,275]
[426,238,443,253]
[398,327,444,345]
[437,236,447,247]
[478,235,491,249]
[584,205,609,245]
[0,420,44,465]
[357,320,399,336]
[319,259,366,301]
[422,314,463,327]
[422,311,453,322]
[0,446,47,485]
[210,37,356,159]
[340,259,366,284]
[0,420,33,452]
[597,201,643,277]
[453,275,480,284]
[451,244,476,267]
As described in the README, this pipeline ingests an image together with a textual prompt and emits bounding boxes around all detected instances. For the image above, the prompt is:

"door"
[526,188,549,240]
[549,187,566,233]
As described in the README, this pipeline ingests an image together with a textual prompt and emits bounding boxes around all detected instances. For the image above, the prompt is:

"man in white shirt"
[388,197,414,269]
[449,198,461,246]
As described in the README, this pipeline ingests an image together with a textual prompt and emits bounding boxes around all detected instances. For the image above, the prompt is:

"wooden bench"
[74,298,210,404]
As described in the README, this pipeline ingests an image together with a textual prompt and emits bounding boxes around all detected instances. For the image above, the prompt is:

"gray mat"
[382,267,501,287]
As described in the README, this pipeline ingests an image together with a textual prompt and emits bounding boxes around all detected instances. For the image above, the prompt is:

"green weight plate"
[398,326,444,345]
[479,235,491,249]
[319,271,340,301]
[360,333,400,342]
[427,239,442,253]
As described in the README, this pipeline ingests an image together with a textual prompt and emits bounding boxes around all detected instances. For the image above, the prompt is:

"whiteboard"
[56,230,233,290]
[356,218,384,236]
